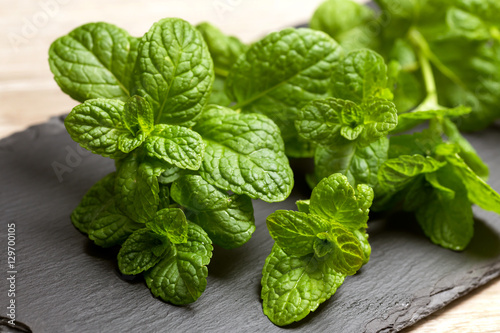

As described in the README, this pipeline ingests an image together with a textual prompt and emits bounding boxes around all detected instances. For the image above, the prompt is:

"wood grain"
[1,1,499,332]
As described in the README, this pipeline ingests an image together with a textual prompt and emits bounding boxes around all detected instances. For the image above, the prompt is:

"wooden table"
[1,1,499,331]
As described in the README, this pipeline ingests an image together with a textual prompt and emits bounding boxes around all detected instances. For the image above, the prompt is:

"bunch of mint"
[49,0,500,327]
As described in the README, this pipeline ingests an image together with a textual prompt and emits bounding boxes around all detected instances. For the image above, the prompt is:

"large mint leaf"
[117,228,169,275]
[309,173,373,230]
[64,99,127,158]
[416,165,474,250]
[146,208,188,244]
[193,106,294,203]
[88,200,142,247]
[446,154,500,214]
[261,244,345,326]
[114,154,162,223]
[171,175,255,249]
[378,155,446,193]
[132,18,214,125]
[49,22,137,102]
[312,137,389,191]
[144,222,213,305]
[145,124,205,170]
[226,28,342,157]
[331,49,391,103]
[71,172,115,234]
[266,211,328,256]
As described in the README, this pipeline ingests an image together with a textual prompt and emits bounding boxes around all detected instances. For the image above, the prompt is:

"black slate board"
[1,117,499,333]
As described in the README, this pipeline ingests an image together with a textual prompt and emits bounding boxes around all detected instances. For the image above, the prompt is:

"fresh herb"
[50,18,293,304]
[50,0,500,327]
[261,173,373,326]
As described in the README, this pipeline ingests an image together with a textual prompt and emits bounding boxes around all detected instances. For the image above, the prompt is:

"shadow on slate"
[0,116,500,333]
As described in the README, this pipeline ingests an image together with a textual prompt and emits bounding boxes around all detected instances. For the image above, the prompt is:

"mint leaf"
[146,208,188,244]
[158,163,182,185]
[416,165,474,250]
[446,154,500,214]
[144,222,213,305]
[88,200,142,247]
[320,224,365,275]
[226,28,342,157]
[145,124,205,170]
[196,22,248,77]
[193,105,294,203]
[64,99,127,158]
[114,154,162,223]
[266,211,328,256]
[309,173,373,230]
[123,95,154,135]
[296,200,311,213]
[310,0,375,43]
[261,244,345,326]
[117,228,168,275]
[331,49,391,103]
[71,172,115,234]
[378,155,446,192]
[118,131,146,154]
[296,98,397,148]
[353,229,371,264]
[158,184,170,210]
[49,22,137,102]
[312,138,389,190]
[442,118,489,179]
[171,174,255,249]
[132,18,214,125]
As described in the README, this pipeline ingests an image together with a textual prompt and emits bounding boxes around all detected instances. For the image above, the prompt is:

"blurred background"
[0,0,498,332]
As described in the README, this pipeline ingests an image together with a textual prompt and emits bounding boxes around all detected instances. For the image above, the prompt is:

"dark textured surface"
[0,117,499,333]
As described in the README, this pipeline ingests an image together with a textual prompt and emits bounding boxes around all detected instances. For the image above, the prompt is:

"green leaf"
[425,172,456,200]
[353,229,371,264]
[158,184,170,210]
[64,99,127,158]
[261,244,345,326]
[416,165,474,250]
[193,105,294,203]
[309,173,373,230]
[266,211,328,257]
[445,7,490,41]
[389,129,443,158]
[196,22,248,77]
[132,18,214,125]
[71,172,115,234]
[144,124,205,170]
[49,22,137,102]
[117,228,169,275]
[118,130,146,154]
[114,154,162,223]
[123,95,154,135]
[208,76,232,106]
[310,0,375,42]
[158,164,182,185]
[331,49,391,103]
[146,208,188,244]
[171,175,255,249]
[88,200,142,247]
[296,200,311,213]
[296,98,397,148]
[226,28,342,157]
[378,155,446,192]
[446,154,500,214]
[320,224,365,275]
[442,118,489,179]
[144,222,213,305]
[312,138,389,192]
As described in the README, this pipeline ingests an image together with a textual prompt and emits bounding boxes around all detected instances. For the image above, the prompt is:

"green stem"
[418,50,438,106]
[408,28,467,91]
